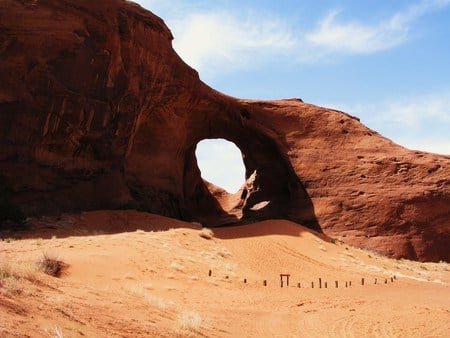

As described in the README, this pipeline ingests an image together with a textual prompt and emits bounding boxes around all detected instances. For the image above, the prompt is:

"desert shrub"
[37,254,68,277]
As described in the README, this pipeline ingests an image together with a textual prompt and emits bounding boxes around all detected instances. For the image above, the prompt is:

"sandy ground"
[1,210,449,337]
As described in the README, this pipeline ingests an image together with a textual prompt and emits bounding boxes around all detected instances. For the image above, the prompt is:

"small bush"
[37,254,68,277]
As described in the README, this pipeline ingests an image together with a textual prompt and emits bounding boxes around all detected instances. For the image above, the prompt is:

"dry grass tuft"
[0,262,12,280]
[52,325,64,338]
[170,261,184,272]
[1,259,38,280]
[177,310,202,335]
[0,259,40,295]
[123,284,174,310]
[0,270,21,296]
[37,254,68,278]
[199,228,214,240]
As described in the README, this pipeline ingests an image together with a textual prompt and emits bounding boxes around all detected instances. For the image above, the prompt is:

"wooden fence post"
[361,278,365,285]
[280,274,290,287]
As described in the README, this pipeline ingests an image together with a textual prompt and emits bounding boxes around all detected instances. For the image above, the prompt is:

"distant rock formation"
[0,0,449,261]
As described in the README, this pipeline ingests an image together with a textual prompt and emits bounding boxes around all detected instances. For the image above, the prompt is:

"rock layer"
[0,0,449,261]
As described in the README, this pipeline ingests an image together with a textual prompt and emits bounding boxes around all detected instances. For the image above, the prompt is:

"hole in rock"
[195,139,245,194]
[185,134,320,231]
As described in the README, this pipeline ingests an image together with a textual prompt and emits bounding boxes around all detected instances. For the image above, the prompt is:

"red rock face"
[0,0,449,261]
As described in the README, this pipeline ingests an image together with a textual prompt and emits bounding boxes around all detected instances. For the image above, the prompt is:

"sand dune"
[1,211,449,337]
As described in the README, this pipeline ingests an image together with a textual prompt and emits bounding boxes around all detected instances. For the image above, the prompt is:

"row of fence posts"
[208,270,397,288]
[279,275,396,288]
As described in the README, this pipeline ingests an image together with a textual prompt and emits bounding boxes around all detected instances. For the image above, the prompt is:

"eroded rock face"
[1,0,449,261]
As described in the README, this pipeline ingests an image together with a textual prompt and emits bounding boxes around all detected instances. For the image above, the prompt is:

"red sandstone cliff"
[0,0,449,261]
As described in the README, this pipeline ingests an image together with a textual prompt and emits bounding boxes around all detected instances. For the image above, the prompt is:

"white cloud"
[169,10,295,77]
[142,0,450,76]
[305,10,407,54]
[306,0,450,55]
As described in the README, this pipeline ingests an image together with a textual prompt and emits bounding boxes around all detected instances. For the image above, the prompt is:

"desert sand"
[1,210,448,337]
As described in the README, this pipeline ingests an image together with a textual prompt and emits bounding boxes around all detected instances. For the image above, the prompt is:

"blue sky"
[136,0,450,191]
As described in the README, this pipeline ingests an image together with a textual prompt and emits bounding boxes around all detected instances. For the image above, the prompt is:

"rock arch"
[180,121,319,229]
[0,0,448,261]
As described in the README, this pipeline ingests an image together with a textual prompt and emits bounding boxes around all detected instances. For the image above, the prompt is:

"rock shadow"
[183,128,320,232]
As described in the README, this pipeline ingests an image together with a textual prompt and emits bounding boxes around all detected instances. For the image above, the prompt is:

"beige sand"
[1,210,449,337]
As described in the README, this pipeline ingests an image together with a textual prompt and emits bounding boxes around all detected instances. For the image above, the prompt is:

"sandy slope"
[1,211,449,337]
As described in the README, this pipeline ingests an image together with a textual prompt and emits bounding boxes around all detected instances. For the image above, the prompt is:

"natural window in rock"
[195,139,245,194]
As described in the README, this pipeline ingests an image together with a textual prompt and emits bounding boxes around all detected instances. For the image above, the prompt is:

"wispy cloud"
[305,9,408,55]
[307,0,450,55]
[169,10,295,77]
[141,0,450,76]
